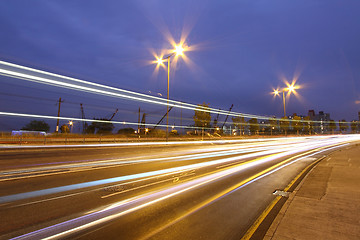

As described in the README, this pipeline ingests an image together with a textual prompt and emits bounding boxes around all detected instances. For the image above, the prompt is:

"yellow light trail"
[9,135,359,240]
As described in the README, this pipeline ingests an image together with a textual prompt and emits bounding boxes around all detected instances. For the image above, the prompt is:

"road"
[1,135,359,240]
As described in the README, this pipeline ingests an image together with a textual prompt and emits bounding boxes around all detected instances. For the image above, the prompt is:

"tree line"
[192,103,359,135]
[18,105,360,136]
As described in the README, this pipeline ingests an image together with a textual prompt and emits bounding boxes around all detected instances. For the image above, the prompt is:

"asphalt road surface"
[1,135,359,240]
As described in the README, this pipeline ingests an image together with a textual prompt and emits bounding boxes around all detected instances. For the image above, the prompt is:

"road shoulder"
[264,144,360,240]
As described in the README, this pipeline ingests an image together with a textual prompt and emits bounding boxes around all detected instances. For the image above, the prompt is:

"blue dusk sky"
[0,0,360,131]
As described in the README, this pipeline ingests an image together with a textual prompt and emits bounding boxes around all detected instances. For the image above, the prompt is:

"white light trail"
[0,141,292,181]
[0,60,260,119]
[0,111,173,129]
[0,143,293,204]
[0,60,343,124]
[2,135,358,204]
[10,138,355,240]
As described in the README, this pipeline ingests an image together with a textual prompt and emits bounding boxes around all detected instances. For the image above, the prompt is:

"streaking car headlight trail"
[0,135,358,240]
[1,60,352,125]
[0,136,351,204]
[9,140,353,240]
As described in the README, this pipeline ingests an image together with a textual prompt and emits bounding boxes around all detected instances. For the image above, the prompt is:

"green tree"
[329,120,337,134]
[60,124,70,133]
[303,116,313,135]
[248,118,259,135]
[268,118,278,135]
[339,120,349,133]
[350,121,358,133]
[279,117,290,135]
[193,103,211,129]
[22,120,50,132]
[232,116,246,135]
[292,115,303,135]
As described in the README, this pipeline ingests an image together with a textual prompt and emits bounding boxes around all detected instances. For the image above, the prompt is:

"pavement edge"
[241,156,325,240]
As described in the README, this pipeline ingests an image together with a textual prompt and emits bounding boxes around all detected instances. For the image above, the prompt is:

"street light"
[273,83,299,118]
[68,120,73,133]
[154,43,186,141]
[273,89,287,118]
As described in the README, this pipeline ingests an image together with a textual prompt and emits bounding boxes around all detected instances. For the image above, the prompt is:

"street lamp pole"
[154,44,186,141]
[157,54,173,142]
[273,83,298,118]
[166,57,170,141]
[282,91,286,118]
[156,45,185,141]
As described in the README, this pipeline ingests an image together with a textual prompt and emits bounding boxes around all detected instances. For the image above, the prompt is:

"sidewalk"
[264,144,360,240]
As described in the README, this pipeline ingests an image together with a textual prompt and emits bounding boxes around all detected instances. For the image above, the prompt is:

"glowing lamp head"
[69,121,73,126]
[174,45,184,56]
[156,57,165,65]
[288,85,295,93]
[273,89,279,96]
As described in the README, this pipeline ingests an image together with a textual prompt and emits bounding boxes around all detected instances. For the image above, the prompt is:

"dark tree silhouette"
[22,120,50,132]
[248,118,259,135]
[60,124,70,133]
[85,119,114,134]
[193,103,211,128]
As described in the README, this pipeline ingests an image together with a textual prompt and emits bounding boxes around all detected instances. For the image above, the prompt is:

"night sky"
[1,1,360,131]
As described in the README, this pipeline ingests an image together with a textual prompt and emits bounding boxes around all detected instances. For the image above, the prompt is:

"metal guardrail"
[0,135,234,145]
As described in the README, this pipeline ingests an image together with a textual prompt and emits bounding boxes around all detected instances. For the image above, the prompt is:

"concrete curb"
[263,143,360,240]
[263,160,318,240]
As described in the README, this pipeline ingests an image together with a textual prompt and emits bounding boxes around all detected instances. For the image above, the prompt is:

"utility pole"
[180,102,182,135]
[138,107,141,135]
[55,97,64,133]
[80,103,88,133]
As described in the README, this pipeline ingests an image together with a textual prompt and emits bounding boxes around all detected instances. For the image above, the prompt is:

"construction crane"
[140,113,146,133]
[153,107,173,129]
[221,104,234,128]
[81,105,118,133]
[80,103,88,133]
[213,113,220,129]
[107,109,118,121]
[141,113,146,125]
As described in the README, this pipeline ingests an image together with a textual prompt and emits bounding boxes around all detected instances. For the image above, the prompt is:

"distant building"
[308,110,332,134]
[308,110,315,119]
[358,111,360,121]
